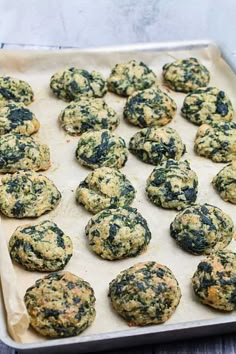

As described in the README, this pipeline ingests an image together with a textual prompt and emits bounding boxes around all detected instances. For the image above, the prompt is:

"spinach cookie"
[75,129,128,169]
[129,126,185,165]
[182,87,234,125]
[0,170,61,218]
[194,122,236,162]
[0,76,34,105]
[50,67,107,101]
[24,271,96,338]
[59,97,119,136]
[170,203,234,255]
[162,58,210,93]
[212,162,236,204]
[107,60,157,96]
[76,167,136,214]
[146,159,198,210]
[124,88,177,128]
[9,220,73,271]
[109,261,181,326]
[0,133,50,173]
[85,206,151,260]
[0,102,40,135]
[192,251,236,311]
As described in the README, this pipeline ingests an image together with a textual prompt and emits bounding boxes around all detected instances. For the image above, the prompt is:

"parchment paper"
[0,45,235,345]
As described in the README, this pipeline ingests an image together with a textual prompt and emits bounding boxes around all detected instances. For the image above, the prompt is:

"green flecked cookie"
[0,102,40,135]
[50,67,107,101]
[124,87,177,128]
[212,161,236,204]
[194,121,236,162]
[24,271,96,338]
[129,126,185,165]
[75,129,128,169]
[181,87,234,125]
[0,170,61,218]
[76,167,136,214]
[0,133,50,173]
[9,220,73,271]
[170,203,234,255]
[192,251,236,311]
[85,206,151,260]
[0,76,34,105]
[107,60,157,96]
[59,97,119,135]
[109,261,181,326]
[163,57,210,93]
[146,159,198,210]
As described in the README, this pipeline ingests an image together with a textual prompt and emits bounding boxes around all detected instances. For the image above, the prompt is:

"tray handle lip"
[0,38,218,51]
[2,314,236,351]
[79,38,217,52]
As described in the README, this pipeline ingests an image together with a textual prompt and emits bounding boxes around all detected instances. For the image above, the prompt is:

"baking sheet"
[0,44,236,347]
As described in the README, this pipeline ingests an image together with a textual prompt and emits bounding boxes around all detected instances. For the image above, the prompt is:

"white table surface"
[0,0,236,353]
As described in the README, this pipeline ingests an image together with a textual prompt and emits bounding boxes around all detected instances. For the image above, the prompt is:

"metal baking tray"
[0,40,236,354]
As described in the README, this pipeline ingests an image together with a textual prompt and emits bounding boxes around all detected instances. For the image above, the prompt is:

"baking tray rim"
[0,38,235,351]
[1,313,236,351]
